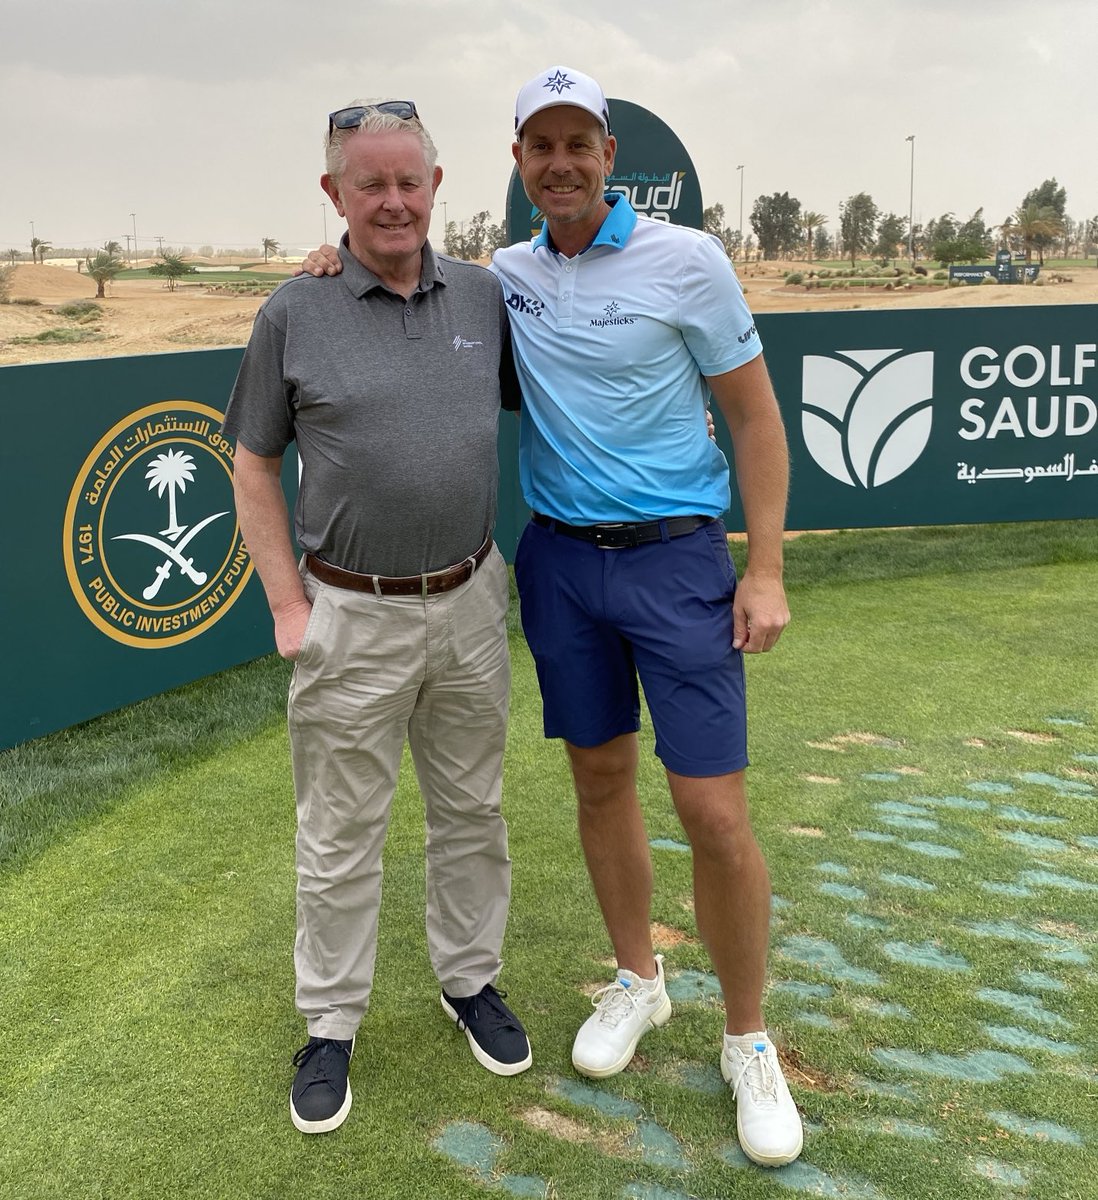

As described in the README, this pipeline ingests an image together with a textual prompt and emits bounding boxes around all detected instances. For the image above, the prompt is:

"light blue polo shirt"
[491,194,762,523]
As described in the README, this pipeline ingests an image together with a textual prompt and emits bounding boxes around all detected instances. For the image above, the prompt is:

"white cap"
[514,66,611,136]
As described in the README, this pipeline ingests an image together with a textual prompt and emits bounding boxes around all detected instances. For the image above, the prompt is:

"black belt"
[532,512,712,549]
[305,537,492,597]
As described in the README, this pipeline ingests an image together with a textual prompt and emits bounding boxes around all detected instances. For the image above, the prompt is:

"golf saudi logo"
[801,349,934,488]
[63,401,252,648]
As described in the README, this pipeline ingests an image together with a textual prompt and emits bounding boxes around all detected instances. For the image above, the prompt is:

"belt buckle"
[593,523,628,550]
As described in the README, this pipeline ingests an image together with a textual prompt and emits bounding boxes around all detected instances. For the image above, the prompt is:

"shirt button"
[405,308,412,315]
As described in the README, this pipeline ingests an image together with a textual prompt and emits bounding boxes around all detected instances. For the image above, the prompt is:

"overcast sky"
[3,0,1094,255]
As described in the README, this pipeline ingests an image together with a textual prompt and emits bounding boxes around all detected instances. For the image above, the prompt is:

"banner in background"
[4,304,1096,749]
[1,350,296,749]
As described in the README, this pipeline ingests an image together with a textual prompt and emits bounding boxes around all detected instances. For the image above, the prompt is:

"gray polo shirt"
[224,240,519,576]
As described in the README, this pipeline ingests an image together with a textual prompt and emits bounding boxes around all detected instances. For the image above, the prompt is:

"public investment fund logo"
[63,401,252,648]
[801,349,934,488]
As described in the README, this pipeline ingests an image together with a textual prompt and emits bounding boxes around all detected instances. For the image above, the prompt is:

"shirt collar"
[532,192,637,255]
[337,233,446,298]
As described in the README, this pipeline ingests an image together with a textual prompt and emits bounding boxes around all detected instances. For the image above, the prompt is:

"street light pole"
[906,135,915,263]
[736,164,745,258]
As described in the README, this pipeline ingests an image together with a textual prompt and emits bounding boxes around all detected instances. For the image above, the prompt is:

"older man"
[300,69,802,1167]
[223,101,530,1136]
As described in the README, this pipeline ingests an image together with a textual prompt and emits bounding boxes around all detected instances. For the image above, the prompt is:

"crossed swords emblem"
[113,511,228,600]
[110,448,228,600]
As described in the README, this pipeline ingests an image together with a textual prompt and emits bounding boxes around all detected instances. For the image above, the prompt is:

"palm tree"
[103,240,123,257]
[146,450,197,538]
[1001,204,1064,273]
[84,249,125,299]
[30,237,51,264]
[261,237,280,263]
[802,211,827,262]
[5,249,20,266]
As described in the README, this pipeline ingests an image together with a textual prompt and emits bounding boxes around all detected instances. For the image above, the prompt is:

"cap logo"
[543,70,576,95]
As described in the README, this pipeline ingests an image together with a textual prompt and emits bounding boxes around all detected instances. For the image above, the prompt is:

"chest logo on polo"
[505,291,544,318]
[452,334,484,350]
[589,301,636,329]
[63,401,253,648]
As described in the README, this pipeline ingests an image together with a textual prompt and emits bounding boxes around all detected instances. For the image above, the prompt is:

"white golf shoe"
[571,954,672,1078]
[721,1031,803,1167]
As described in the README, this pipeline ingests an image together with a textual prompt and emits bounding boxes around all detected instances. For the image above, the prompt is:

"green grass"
[118,268,290,284]
[3,523,1097,1199]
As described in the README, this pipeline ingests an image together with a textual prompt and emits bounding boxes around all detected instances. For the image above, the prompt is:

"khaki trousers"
[288,547,512,1040]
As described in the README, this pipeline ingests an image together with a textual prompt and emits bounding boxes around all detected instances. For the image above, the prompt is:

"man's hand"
[272,597,313,660]
[294,244,343,277]
[732,569,789,653]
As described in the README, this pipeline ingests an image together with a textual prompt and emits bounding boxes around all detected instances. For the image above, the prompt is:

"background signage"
[4,311,1095,749]
[1,351,297,750]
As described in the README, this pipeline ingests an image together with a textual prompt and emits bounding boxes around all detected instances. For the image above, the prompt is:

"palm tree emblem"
[146,449,196,538]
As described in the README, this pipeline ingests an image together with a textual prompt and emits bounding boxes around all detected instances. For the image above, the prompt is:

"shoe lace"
[454,985,520,1035]
[292,1038,350,1078]
[729,1043,779,1106]
[588,979,641,1029]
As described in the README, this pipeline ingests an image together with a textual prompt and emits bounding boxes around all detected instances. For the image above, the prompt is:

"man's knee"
[566,734,638,807]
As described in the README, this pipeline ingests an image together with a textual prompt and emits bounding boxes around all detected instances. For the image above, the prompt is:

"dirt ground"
[3,258,1098,367]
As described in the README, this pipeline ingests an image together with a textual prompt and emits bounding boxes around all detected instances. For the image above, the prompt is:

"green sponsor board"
[505,97,703,242]
[1,350,297,749]
[738,305,1098,530]
[0,351,528,750]
[6,302,1095,747]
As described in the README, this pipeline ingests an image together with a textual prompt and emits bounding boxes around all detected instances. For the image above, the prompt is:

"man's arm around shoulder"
[233,443,311,659]
[707,353,790,654]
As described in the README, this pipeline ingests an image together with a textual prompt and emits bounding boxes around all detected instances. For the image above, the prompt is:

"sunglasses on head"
[327,101,420,137]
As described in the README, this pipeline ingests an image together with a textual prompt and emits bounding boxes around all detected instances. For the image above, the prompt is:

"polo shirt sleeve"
[222,300,296,458]
[678,234,763,379]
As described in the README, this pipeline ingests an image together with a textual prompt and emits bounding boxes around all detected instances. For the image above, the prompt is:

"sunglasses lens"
[330,107,367,130]
[328,101,419,134]
[376,101,418,120]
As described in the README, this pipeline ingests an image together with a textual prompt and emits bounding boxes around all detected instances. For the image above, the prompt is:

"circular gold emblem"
[63,401,252,648]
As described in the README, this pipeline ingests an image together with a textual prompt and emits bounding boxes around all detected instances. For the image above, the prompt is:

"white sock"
[725,1029,769,1051]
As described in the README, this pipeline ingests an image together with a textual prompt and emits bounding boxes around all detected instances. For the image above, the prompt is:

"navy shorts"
[514,517,748,777]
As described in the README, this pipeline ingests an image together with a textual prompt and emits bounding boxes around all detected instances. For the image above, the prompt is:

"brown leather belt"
[305,537,493,597]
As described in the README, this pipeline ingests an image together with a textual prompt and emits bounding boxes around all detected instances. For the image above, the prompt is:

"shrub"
[11,296,41,306]
[55,300,103,320]
[12,327,105,345]
[933,270,948,280]
[817,268,831,278]
[785,271,804,285]
[0,263,12,303]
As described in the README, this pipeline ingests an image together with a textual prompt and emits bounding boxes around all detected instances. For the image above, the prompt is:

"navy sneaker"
[289,1036,354,1133]
[440,984,532,1076]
